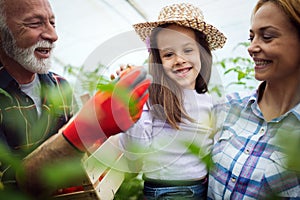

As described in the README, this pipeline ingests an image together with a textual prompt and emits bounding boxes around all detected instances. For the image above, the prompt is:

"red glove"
[62,66,151,152]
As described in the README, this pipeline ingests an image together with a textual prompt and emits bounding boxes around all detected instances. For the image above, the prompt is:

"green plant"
[213,42,258,93]
[114,173,143,200]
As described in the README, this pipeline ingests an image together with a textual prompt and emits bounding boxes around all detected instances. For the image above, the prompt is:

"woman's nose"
[248,38,261,57]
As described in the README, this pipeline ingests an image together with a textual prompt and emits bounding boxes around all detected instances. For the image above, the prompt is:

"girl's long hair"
[148,23,212,129]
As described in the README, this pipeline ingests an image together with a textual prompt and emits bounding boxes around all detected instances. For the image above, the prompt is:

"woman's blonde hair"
[148,23,212,129]
[253,0,300,36]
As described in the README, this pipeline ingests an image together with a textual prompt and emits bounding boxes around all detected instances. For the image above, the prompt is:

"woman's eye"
[262,34,273,40]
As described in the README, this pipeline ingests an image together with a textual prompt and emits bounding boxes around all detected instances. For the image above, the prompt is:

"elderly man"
[0,0,150,197]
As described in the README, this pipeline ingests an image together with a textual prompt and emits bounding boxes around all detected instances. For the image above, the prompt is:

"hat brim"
[133,19,226,50]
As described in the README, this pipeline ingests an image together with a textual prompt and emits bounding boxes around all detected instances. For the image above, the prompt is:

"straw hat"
[133,3,226,50]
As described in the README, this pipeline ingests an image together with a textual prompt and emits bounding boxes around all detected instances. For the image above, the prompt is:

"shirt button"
[245,149,250,154]
[260,128,265,133]
[231,177,236,183]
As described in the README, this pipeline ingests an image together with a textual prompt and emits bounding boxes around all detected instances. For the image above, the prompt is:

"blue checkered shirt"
[208,83,300,199]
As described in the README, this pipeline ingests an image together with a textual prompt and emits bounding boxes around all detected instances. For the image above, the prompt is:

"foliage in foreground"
[1,43,299,199]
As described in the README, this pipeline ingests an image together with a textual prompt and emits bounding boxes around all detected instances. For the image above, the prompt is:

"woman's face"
[156,24,201,90]
[248,2,300,83]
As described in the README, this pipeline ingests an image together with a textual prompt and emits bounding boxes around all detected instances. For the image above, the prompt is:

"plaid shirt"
[208,82,300,199]
[0,67,76,186]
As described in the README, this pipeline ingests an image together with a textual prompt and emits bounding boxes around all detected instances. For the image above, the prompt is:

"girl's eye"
[184,48,193,53]
[163,52,174,58]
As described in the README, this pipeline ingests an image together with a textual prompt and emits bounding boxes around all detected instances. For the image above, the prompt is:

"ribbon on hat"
[146,37,151,53]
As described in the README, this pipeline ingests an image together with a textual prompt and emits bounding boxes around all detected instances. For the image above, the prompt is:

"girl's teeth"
[176,68,190,74]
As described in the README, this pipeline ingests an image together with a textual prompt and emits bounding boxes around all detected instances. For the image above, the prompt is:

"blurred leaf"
[0,88,13,102]
[0,143,23,171]
[185,142,214,170]
[114,173,143,200]
[96,82,137,113]
[209,86,222,97]
[224,68,235,74]
[41,159,84,187]
[0,189,32,200]
[237,71,246,81]
[276,130,300,174]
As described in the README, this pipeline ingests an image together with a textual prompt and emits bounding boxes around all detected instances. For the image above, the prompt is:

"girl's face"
[156,24,201,90]
[248,2,300,83]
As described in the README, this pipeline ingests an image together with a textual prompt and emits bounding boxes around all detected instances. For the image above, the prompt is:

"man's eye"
[50,21,56,28]
[26,22,42,28]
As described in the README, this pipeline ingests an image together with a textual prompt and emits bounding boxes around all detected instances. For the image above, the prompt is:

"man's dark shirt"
[0,67,76,186]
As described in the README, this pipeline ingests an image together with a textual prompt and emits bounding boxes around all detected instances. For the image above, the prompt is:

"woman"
[208,0,300,199]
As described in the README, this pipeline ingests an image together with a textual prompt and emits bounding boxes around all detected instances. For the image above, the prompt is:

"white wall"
[49,0,258,96]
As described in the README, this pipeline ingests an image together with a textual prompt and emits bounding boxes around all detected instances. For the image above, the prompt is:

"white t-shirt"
[20,74,42,117]
[120,89,215,181]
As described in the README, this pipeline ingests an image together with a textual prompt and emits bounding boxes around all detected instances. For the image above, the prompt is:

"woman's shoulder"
[225,90,255,103]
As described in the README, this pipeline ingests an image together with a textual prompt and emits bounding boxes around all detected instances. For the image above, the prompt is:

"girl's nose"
[174,54,186,65]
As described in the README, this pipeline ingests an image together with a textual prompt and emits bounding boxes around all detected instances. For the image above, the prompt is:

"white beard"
[1,26,55,74]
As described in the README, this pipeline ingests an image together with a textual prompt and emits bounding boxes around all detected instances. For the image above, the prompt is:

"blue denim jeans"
[143,179,207,200]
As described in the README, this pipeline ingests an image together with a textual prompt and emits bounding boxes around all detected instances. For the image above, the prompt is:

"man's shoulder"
[39,72,74,100]
[0,67,14,89]
[46,71,69,84]
[38,72,72,89]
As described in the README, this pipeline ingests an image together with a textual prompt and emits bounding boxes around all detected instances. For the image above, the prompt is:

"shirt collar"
[246,81,266,107]
[248,81,300,121]
[0,66,56,87]
[291,101,300,121]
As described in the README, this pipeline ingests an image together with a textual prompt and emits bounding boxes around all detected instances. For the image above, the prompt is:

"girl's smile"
[157,24,201,90]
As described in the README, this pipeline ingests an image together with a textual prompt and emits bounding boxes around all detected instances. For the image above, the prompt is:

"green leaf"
[0,88,13,102]
[237,71,246,80]
[41,159,84,187]
[184,142,214,170]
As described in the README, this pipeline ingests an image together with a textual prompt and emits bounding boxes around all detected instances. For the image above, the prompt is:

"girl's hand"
[110,64,134,80]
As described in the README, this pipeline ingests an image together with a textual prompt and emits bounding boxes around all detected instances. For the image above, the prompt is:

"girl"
[120,3,226,199]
